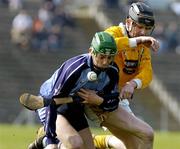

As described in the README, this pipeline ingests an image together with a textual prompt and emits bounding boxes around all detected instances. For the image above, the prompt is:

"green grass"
[0,124,180,149]
[154,131,180,149]
[0,124,39,149]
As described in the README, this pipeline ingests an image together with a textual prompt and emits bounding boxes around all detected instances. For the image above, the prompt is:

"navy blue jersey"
[37,53,119,124]
[36,53,119,143]
[39,53,119,99]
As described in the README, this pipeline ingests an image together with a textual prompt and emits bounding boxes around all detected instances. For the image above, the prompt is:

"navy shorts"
[56,103,89,131]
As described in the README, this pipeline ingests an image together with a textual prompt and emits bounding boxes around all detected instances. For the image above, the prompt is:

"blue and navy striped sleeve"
[39,54,89,99]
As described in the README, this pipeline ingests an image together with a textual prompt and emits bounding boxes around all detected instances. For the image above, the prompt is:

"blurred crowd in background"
[8,0,75,52]
[0,0,179,54]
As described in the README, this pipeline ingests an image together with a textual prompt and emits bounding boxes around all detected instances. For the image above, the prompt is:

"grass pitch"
[0,124,180,149]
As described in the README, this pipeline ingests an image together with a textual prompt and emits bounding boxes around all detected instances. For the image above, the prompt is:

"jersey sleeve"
[134,45,152,89]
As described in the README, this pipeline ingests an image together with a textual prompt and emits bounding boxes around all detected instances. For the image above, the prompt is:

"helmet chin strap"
[131,22,139,37]
[126,21,134,37]
[149,25,155,35]
[125,20,131,32]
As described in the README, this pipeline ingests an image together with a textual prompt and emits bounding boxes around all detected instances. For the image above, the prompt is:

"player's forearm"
[134,36,159,52]
[135,36,151,44]
[126,80,138,89]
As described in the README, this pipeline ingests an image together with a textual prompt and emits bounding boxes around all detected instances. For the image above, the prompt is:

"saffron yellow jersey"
[105,23,152,89]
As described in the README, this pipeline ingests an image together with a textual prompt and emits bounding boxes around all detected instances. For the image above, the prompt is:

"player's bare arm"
[135,36,160,52]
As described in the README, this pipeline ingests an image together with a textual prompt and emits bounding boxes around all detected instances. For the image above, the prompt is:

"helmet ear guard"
[128,2,155,28]
[91,32,117,55]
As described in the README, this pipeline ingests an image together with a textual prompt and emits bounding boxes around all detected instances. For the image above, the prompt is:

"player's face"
[132,22,153,37]
[127,18,153,37]
[92,53,115,69]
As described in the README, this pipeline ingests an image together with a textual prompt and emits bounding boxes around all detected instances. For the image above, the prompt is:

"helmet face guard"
[132,14,155,27]
[91,32,117,55]
[129,2,155,29]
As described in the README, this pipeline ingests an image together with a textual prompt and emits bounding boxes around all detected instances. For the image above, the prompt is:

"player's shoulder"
[65,54,88,65]
[105,23,125,37]
[61,54,89,72]
[105,25,121,32]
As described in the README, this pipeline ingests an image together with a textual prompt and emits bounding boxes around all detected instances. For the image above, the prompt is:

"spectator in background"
[31,1,57,52]
[48,24,62,52]
[52,7,76,28]
[38,1,53,31]
[31,1,75,52]
[153,22,167,54]
[31,15,63,52]
[165,22,179,53]
[11,9,33,50]
[31,16,49,52]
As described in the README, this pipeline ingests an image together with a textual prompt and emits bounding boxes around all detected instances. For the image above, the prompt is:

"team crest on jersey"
[123,60,138,74]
